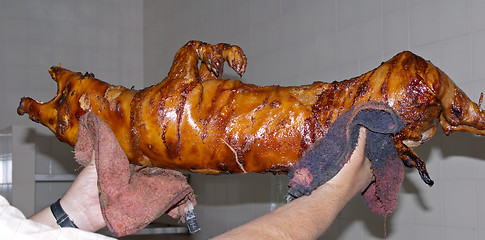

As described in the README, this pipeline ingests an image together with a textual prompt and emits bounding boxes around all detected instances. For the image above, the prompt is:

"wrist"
[50,198,79,228]
[60,197,105,232]
[317,181,355,203]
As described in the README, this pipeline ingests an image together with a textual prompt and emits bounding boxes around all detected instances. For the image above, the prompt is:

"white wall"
[144,0,485,239]
[0,0,144,213]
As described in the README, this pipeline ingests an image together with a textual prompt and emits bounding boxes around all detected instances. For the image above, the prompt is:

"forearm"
[214,128,371,240]
[29,207,59,229]
[213,183,352,240]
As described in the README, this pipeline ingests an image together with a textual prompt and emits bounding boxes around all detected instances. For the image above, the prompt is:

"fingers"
[348,127,367,167]
[327,127,373,197]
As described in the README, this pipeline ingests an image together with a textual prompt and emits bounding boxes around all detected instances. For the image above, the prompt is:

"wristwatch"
[50,198,79,228]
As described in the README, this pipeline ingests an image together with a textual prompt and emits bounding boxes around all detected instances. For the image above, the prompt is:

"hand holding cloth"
[288,102,405,216]
[74,112,198,237]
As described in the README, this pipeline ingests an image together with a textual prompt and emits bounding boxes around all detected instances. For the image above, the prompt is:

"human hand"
[323,127,374,201]
[60,152,105,232]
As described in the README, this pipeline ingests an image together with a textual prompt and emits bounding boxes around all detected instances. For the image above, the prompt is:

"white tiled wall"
[144,0,485,239]
[0,0,143,213]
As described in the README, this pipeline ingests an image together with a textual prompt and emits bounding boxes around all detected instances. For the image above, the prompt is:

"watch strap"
[50,198,78,228]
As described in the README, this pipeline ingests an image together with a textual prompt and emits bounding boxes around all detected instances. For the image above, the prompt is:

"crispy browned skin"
[17,41,485,185]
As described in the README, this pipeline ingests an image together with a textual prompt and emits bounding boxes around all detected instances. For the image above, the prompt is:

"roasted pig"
[17,41,485,185]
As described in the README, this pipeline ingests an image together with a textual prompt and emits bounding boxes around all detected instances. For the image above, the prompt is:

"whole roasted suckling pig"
[17,41,485,186]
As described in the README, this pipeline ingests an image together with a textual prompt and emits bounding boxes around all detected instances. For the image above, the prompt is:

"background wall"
[0,0,144,215]
[144,0,485,239]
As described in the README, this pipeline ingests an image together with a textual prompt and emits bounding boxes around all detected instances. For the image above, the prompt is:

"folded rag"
[287,101,405,216]
[74,112,198,237]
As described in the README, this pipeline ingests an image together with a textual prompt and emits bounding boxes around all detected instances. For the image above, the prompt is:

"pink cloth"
[74,112,196,237]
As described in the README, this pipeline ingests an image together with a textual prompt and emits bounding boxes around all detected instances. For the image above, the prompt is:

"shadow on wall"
[399,127,485,214]
[440,131,485,160]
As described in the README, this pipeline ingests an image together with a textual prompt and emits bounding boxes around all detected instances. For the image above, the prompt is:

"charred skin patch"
[451,105,462,119]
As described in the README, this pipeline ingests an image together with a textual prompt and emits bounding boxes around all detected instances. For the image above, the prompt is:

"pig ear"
[478,92,483,109]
